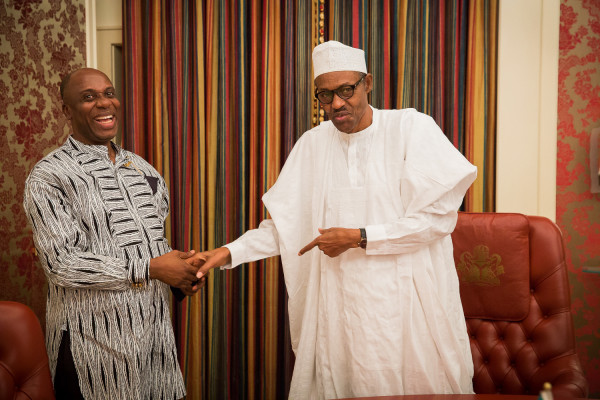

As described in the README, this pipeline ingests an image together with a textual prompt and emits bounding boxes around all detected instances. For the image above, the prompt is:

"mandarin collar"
[67,136,125,163]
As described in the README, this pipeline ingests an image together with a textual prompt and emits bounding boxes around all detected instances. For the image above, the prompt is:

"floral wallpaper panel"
[0,0,86,327]
[558,0,600,397]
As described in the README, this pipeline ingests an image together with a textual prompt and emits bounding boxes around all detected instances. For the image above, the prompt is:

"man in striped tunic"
[23,68,201,399]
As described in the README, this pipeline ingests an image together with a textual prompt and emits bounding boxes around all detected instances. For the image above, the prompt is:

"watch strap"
[359,228,367,249]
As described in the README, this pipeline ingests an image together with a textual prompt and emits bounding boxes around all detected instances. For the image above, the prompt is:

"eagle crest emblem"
[457,245,504,286]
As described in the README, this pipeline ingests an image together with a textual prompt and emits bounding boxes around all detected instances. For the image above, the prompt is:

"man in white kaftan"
[194,41,477,399]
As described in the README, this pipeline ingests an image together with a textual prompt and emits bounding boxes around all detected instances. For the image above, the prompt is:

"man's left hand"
[150,250,205,296]
[298,227,361,257]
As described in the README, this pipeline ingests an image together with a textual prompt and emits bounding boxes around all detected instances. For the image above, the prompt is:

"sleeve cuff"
[129,258,150,288]
[222,242,244,269]
[365,224,386,253]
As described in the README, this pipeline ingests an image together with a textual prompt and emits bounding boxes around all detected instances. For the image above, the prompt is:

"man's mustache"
[332,106,348,116]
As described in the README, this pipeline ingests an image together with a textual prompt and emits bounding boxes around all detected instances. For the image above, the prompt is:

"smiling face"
[61,68,120,146]
[315,71,373,133]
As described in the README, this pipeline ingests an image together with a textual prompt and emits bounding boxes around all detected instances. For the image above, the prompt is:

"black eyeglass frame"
[314,74,366,104]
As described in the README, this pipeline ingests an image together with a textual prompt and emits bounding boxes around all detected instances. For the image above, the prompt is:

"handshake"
[149,247,232,297]
[149,227,361,298]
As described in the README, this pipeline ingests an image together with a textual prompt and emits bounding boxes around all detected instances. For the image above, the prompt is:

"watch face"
[360,239,367,249]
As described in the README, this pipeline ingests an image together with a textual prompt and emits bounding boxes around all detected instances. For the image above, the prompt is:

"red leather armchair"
[0,301,55,400]
[451,212,588,398]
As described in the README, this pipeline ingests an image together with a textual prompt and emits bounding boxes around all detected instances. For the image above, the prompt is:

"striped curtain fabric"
[123,0,498,398]
[329,0,497,210]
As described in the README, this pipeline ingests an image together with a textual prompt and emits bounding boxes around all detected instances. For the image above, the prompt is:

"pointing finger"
[298,238,319,256]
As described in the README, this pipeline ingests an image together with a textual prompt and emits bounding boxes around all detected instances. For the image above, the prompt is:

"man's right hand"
[149,250,203,296]
[188,247,232,280]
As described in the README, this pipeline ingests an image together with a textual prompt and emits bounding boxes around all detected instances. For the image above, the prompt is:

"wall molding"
[85,0,97,68]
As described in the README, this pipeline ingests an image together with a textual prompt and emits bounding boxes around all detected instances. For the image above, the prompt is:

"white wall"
[96,0,122,81]
[86,0,122,82]
[86,0,123,143]
[85,0,97,68]
[496,0,559,221]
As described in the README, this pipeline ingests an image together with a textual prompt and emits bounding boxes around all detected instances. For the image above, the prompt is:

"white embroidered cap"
[312,40,367,80]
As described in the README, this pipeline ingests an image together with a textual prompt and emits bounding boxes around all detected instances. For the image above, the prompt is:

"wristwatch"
[359,228,367,249]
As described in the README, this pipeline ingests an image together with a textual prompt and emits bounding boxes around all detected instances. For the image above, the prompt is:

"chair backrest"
[0,301,55,400]
[451,212,588,398]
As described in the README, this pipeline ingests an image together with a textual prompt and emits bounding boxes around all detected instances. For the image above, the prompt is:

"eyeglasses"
[314,75,366,104]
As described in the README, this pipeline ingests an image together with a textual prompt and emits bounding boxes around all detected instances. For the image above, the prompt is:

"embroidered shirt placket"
[109,157,152,289]
[112,159,150,247]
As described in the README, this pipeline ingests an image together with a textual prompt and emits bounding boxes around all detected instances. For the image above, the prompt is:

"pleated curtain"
[122,1,498,398]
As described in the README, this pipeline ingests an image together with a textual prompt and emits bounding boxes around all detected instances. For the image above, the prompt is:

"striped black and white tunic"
[23,136,186,400]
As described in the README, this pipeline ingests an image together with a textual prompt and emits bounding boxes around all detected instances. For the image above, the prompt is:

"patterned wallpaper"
[558,0,600,397]
[0,0,86,325]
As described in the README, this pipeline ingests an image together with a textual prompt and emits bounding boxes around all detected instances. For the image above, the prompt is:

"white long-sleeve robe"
[224,107,477,399]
